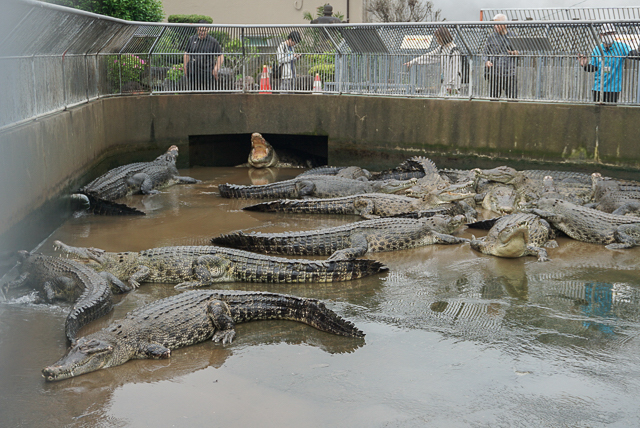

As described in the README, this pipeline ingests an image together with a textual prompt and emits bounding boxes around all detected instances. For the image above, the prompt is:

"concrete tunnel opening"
[188,134,329,167]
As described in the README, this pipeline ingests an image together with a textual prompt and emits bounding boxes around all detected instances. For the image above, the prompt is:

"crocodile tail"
[326,259,389,280]
[218,182,298,199]
[243,198,351,214]
[222,292,365,338]
[211,232,256,249]
[82,193,145,216]
[65,284,114,343]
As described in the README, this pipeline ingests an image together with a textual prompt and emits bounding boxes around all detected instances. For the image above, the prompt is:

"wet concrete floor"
[1,166,640,427]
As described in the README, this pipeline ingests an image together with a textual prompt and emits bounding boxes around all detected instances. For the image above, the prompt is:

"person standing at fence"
[579,23,640,103]
[277,31,302,91]
[183,21,224,91]
[483,14,519,99]
[404,27,462,96]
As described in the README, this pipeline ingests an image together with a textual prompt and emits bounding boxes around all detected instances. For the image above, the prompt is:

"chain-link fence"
[4,0,640,131]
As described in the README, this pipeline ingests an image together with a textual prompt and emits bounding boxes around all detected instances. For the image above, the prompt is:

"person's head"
[434,27,453,46]
[493,14,508,35]
[600,23,617,47]
[196,20,209,39]
[287,31,302,47]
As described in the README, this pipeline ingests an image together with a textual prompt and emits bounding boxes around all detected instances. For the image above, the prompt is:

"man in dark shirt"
[483,14,519,99]
[183,21,224,90]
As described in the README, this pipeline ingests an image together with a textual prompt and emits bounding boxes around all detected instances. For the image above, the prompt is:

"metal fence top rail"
[480,7,640,21]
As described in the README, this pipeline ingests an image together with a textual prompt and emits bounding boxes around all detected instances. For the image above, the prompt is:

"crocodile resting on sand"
[469,213,557,261]
[42,289,364,381]
[531,198,640,250]
[211,215,468,260]
[218,176,417,199]
[53,241,387,289]
[76,146,200,215]
[3,251,131,341]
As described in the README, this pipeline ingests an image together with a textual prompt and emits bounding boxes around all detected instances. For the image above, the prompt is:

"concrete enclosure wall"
[1,93,640,261]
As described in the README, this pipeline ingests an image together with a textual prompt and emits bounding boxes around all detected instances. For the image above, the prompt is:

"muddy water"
[1,167,640,427]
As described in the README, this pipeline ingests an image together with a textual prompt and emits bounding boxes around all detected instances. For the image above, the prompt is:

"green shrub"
[168,15,213,23]
[107,54,147,91]
[167,63,185,82]
[308,64,335,82]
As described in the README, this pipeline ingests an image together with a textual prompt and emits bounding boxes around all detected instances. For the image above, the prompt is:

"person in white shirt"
[405,27,462,96]
[276,31,302,91]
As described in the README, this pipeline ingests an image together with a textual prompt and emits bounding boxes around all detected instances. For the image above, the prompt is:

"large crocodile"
[211,215,468,260]
[469,213,557,261]
[77,146,200,215]
[53,241,387,289]
[3,251,131,341]
[41,289,364,381]
[530,198,640,250]
[218,175,417,199]
[242,187,474,220]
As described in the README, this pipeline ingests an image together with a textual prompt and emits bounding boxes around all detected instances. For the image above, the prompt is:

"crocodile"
[469,213,557,261]
[41,289,364,381]
[242,188,473,220]
[474,166,594,207]
[590,173,640,215]
[77,146,200,215]
[53,241,387,289]
[530,198,640,250]
[211,215,468,260]
[218,175,417,199]
[241,133,320,169]
[371,157,432,181]
[297,166,372,180]
[3,251,131,341]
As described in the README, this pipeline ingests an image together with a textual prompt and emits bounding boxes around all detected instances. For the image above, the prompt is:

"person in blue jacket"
[579,23,640,103]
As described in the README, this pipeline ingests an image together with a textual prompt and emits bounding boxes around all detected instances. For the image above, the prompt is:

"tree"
[48,0,164,22]
[366,0,443,23]
[303,5,345,22]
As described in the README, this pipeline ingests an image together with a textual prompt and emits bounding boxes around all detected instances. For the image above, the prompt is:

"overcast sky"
[440,0,640,22]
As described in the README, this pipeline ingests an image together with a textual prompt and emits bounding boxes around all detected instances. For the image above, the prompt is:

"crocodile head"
[42,336,116,381]
[427,214,467,234]
[470,220,530,258]
[482,185,517,214]
[473,166,521,185]
[53,240,105,265]
[248,133,279,169]
[155,145,179,163]
[375,178,418,194]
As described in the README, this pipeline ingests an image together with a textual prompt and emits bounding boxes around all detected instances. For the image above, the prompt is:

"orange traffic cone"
[312,73,322,94]
[259,65,271,94]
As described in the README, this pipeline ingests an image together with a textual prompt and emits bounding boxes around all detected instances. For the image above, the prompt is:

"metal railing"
[4,0,640,132]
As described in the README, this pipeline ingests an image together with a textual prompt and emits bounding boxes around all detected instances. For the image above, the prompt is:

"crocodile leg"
[296,180,316,197]
[606,224,640,250]
[4,272,30,290]
[128,173,160,195]
[354,198,379,219]
[175,176,200,184]
[128,266,151,288]
[431,232,471,245]
[327,234,369,260]
[524,245,550,262]
[176,255,230,289]
[100,272,133,293]
[612,201,640,216]
[42,277,77,302]
[137,343,172,359]
[208,300,236,345]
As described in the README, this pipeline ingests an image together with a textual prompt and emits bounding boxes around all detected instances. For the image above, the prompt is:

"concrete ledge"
[1,93,640,261]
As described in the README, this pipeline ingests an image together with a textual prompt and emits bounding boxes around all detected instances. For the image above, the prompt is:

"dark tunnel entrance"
[188,134,328,167]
